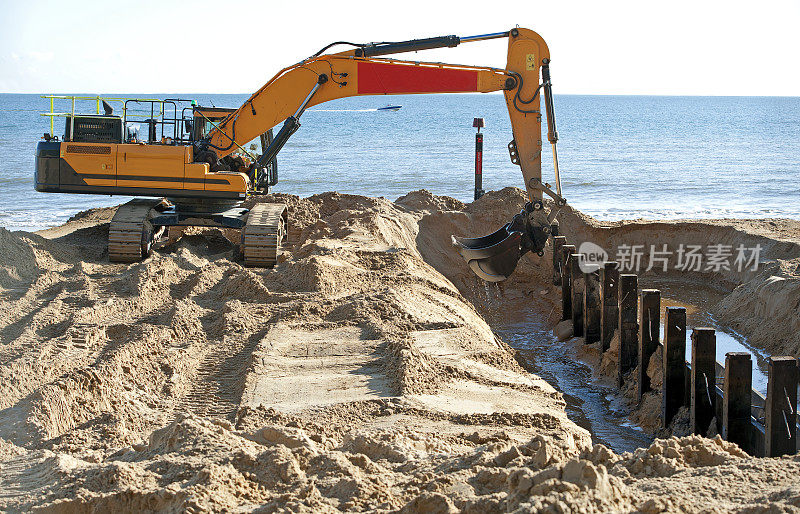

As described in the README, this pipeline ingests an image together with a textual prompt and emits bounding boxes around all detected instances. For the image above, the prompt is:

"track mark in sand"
[0,452,58,504]
[0,278,66,348]
[175,328,267,421]
[241,324,395,412]
[1,284,91,359]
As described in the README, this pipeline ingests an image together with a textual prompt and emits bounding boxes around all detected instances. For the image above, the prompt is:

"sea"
[1,93,799,231]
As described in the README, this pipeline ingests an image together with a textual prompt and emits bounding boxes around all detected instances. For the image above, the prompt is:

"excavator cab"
[191,107,236,141]
[190,106,277,192]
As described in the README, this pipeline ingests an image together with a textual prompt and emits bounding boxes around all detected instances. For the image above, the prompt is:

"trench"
[652,279,770,393]
[472,279,769,454]
[496,313,653,453]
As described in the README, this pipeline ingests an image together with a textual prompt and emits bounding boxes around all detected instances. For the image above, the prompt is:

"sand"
[0,187,798,512]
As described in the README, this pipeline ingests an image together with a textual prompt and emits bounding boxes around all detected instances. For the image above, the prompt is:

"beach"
[1,188,799,512]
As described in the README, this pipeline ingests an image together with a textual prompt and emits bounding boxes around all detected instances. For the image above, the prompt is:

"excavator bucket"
[452,224,523,282]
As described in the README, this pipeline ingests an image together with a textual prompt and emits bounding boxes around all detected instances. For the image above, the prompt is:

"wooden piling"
[570,254,585,338]
[691,328,716,435]
[600,262,619,352]
[662,307,687,427]
[550,222,559,238]
[583,269,601,344]
[618,274,638,387]
[765,356,798,457]
[552,236,566,286]
[637,289,661,401]
[723,352,752,454]
[560,245,576,321]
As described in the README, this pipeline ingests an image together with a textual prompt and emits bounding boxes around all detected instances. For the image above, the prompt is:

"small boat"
[377,104,402,111]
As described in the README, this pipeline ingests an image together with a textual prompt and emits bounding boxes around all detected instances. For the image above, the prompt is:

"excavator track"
[108,199,161,263]
[242,203,287,267]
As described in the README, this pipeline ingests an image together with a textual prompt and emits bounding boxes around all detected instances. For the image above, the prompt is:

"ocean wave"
[580,206,800,221]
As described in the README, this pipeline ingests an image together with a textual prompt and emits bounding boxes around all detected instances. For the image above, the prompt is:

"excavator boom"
[204,57,510,154]
[204,28,557,206]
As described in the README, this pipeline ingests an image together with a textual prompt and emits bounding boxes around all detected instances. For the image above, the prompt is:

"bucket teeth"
[242,203,287,267]
[108,199,160,263]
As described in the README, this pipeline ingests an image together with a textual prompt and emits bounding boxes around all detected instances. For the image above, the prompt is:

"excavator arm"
[203,28,566,282]
[203,55,513,191]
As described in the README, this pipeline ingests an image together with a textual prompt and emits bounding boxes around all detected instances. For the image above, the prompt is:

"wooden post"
[691,328,716,435]
[561,245,576,321]
[600,262,619,352]
[765,356,798,457]
[637,289,661,401]
[723,352,752,454]
[553,236,566,286]
[618,274,638,387]
[583,269,601,344]
[570,254,585,338]
[662,307,687,427]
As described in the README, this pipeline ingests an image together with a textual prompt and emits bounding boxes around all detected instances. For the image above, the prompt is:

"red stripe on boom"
[357,62,478,94]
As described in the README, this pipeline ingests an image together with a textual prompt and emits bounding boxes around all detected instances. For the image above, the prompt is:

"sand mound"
[0,190,583,511]
[609,435,748,478]
[1,188,799,512]
[716,264,800,355]
[555,200,800,358]
[0,229,39,287]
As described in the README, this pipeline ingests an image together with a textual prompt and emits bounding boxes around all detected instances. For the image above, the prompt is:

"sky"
[0,0,798,96]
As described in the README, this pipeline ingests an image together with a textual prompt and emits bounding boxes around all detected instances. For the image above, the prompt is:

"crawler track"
[241,203,287,267]
[108,199,161,263]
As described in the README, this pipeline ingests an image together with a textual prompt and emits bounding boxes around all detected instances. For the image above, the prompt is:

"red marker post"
[473,117,485,201]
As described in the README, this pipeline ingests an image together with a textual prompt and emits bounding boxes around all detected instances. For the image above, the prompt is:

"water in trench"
[656,282,770,394]
[495,315,653,454]
[476,280,770,454]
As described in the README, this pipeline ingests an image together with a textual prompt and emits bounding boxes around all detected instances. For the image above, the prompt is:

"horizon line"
[2,91,799,98]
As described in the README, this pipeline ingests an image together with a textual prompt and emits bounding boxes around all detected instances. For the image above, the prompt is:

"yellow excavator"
[35,27,566,280]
